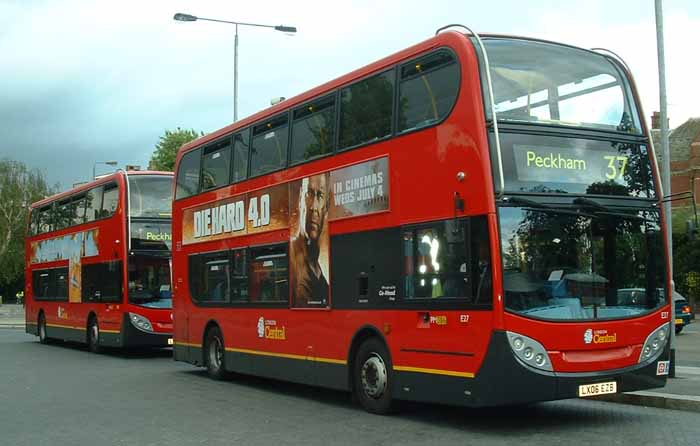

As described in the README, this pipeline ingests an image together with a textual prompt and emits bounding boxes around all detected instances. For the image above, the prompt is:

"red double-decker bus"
[25,170,174,352]
[172,27,672,413]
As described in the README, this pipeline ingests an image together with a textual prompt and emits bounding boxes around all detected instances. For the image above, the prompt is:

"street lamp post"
[173,13,297,123]
[93,161,118,181]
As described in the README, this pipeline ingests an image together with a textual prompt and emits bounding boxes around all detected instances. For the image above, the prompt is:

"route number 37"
[603,155,629,180]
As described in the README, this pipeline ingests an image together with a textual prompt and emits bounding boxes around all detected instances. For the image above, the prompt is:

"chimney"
[651,112,661,130]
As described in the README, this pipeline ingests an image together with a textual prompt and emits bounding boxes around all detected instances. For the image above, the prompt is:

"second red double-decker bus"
[25,170,174,351]
[172,27,671,413]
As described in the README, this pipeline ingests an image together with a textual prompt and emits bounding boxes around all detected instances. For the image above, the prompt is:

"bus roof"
[176,30,616,162]
[177,30,468,157]
[31,170,173,209]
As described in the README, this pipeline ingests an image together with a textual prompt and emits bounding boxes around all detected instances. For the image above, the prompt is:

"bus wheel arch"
[38,310,48,344]
[203,321,230,380]
[348,326,395,413]
[86,312,102,353]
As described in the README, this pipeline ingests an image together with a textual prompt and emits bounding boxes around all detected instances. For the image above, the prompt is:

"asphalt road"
[2,329,700,446]
[675,320,700,367]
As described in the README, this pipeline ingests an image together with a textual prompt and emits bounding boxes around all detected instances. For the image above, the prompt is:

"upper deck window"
[100,183,119,218]
[398,51,459,132]
[176,148,201,200]
[201,138,232,191]
[128,175,173,218]
[85,186,103,222]
[291,95,336,165]
[482,38,642,134]
[232,130,250,183]
[339,70,394,150]
[250,115,289,177]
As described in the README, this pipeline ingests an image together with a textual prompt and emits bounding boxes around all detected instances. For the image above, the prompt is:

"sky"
[1,0,698,191]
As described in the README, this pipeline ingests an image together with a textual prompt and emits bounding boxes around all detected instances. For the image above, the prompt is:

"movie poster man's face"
[290,173,330,307]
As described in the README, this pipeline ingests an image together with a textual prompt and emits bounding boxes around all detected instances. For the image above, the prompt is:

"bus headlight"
[639,323,669,363]
[507,331,553,372]
[129,313,154,333]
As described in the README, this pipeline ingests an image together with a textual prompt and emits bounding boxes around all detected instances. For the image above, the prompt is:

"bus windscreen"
[129,175,173,218]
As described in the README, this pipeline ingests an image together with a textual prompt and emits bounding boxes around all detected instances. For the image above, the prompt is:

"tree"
[0,159,54,292]
[148,128,204,172]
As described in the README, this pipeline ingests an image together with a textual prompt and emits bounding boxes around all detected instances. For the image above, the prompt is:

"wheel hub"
[361,354,387,398]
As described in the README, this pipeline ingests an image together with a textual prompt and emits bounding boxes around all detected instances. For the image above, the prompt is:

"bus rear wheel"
[353,338,395,414]
[205,327,229,380]
[38,313,48,344]
[87,318,102,353]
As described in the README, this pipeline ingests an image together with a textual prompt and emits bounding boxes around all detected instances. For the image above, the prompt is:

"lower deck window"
[250,245,288,303]
[82,261,122,303]
[403,216,492,303]
[32,267,69,301]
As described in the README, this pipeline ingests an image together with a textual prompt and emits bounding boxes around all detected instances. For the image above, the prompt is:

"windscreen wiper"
[501,196,592,217]
[572,197,649,221]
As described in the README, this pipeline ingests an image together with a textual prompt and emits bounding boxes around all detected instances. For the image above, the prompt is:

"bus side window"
[231,129,250,184]
[231,249,249,302]
[82,261,122,303]
[85,186,103,222]
[201,137,232,191]
[72,195,87,226]
[55,199,72,230]
[189,251,231,304]
[100,183,119,218]
[290,95,336,165]
[398,50,460,133]
[176,148,202,199]
[250,114,289,177]
[249,245,288,304]
[338,70,394,151]
[402,216,492,305]
[29,209,38,236]
[38,205,53,234]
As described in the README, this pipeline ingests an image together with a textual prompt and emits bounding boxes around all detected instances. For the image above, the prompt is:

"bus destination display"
[513,144,629,186]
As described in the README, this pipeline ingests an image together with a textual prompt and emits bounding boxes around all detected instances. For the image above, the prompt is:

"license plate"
[578,381,617,397]
[167,338,174,345]
[675,318,684,324]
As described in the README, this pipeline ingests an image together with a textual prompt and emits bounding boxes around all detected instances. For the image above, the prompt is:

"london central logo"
[584,328,617,344]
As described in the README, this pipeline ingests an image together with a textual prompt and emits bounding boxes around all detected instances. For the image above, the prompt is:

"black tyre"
[353,338,395,414]
[675,326,683,335]
[205,326,230,380]
[38,313,48,344]
[87,318,102,353]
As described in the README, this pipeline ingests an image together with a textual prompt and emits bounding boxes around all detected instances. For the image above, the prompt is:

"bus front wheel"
[87,318,102,353]
[353,338,395,414]
[205,326,230,380]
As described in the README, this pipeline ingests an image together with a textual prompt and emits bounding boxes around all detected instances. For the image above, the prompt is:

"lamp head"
[274,25,297,33]
[174,13,198,22]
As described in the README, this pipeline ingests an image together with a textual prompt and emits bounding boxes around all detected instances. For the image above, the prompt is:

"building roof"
[670,118,700,162]
[651,118,700,165]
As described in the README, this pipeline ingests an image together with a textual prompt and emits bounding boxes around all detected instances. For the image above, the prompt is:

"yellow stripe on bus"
[226,347,347,365]
[173,342,345,365]
[45,323,119,334]
[393,365,475,378]
[174,341,201,348]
